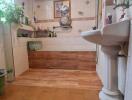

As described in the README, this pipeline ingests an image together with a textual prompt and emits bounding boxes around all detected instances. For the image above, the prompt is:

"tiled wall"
[34,0,96,51]
[34,0,95,20]
[14,0,97,51]
[15,0,96,51]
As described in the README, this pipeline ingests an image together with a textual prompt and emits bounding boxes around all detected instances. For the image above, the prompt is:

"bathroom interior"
[0,0,132,100]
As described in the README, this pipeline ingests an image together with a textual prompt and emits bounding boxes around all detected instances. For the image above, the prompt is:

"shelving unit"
[16,24,34,38]
[18,24,34,31]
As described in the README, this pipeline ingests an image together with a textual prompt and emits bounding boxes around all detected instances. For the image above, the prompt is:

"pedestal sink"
[82,20,130,46]
[81,20,130,100]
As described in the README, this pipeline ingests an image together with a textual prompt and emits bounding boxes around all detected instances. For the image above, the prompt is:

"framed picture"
[54,0,71,18]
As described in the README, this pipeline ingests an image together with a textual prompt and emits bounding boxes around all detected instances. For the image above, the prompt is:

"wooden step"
[28,51,97,71]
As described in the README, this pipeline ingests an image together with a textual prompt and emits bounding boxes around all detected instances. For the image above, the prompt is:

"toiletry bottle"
[106,13,112,24]
[119,8,129,21]
[55,32,57,37]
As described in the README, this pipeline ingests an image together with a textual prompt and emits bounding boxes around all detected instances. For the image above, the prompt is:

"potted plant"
[0,69,5,95]
[0,0,23,24]
[0,0,4,22]
[4,5,23,24]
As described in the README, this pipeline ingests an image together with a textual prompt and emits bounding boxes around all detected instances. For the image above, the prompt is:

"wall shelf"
[18,24,34,32]
[17,24,34,38]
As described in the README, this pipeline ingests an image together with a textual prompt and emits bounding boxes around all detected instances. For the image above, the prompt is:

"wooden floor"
[0,69,102,100]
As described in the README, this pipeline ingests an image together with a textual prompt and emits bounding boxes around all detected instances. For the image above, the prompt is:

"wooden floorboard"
[0,85,100,100]
[13,69,102,90]
[0,69,102,100]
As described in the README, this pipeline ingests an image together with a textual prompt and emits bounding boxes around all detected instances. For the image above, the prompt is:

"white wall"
[13,44,29,76]
[1,23,29,77]
[0,24,6,69]
[11,24,29,77]
[34,0,96,51]
[125,5,132,100]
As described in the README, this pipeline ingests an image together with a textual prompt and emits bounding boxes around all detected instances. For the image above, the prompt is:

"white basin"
[81,20,130,46]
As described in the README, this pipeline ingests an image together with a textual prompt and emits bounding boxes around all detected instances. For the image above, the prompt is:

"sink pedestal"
[99,46,123,100]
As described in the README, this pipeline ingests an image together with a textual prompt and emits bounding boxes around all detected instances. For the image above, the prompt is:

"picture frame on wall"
[54,0,71,18]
